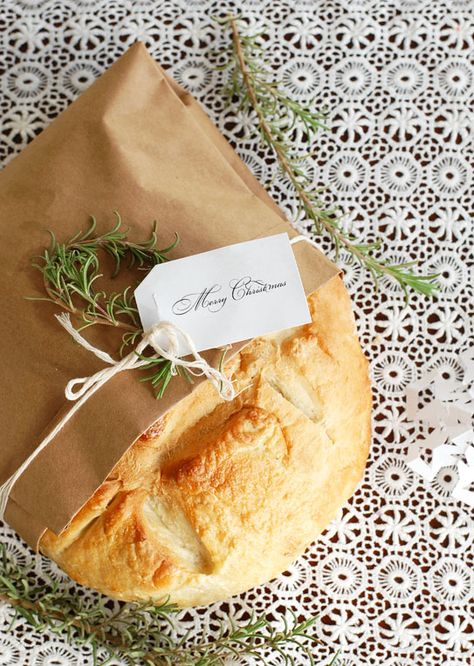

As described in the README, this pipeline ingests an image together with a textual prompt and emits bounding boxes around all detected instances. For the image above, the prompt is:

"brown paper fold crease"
[0,43,338,549]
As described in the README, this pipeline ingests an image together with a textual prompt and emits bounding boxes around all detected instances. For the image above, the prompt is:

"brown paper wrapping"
[0,43,338,549]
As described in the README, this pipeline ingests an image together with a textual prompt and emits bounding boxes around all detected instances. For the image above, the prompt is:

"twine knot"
[0,233,317,522]
[0,315,235,521]
[60,315,235,403]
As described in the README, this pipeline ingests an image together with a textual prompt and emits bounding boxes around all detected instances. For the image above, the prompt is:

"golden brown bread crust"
[40,275,371,606]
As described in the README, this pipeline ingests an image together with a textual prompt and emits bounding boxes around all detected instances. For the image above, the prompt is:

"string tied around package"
[0,315,236,521]
[61,315,236,402]
[0,233,319,521]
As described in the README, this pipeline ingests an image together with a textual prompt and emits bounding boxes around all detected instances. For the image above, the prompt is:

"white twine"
[290,234,321,251]
[0,314,235,521]
[0,233,318,521]
[58,314,235,403]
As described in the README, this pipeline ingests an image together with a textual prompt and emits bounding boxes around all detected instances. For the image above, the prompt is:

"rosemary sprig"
[30,211,178,334]
[219,17,438,300]
[0,544,327,665]
[136,354,194,399]
[29,212,181,397]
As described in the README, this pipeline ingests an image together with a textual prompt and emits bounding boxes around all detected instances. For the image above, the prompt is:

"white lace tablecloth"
[0,1,473,664]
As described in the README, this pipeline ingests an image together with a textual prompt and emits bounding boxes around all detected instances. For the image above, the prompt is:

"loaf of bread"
[40,275,371,607]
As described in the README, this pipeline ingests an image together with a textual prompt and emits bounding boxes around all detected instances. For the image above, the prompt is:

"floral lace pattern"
[0,1,473,664]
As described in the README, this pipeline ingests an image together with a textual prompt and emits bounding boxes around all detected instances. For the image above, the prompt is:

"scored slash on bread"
[40,275,371,607]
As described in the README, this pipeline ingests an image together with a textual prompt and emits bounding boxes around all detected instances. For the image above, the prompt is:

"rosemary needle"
[29,212,180,398]
[0,544,327,665]
[219,16,438,301]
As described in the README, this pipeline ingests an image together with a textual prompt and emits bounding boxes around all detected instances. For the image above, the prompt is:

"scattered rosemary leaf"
[28,212,180,398]
[218,16,438,301]
[0,544,329,665]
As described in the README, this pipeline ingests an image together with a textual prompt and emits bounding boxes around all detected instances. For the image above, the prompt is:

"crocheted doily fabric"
[0,1,473,664]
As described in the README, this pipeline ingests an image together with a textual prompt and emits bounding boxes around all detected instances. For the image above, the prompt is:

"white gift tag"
[134,233,311,356]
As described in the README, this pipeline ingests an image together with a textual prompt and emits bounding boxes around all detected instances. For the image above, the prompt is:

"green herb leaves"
[31,211,178,333]
[0,544,326,665]
[29,212,180,397]
[220,17,438,300]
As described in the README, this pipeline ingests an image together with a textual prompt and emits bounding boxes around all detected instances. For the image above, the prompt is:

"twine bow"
[58,314,235,402]
[0,315,235,521]
[0,233,319,521]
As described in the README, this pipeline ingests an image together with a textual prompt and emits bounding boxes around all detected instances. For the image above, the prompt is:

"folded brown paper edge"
[2,43,339,549]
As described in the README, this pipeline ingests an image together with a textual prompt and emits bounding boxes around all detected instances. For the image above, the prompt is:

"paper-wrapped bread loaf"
[40,276,371,607]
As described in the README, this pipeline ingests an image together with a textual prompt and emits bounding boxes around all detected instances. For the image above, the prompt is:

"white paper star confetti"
[404,348,474,507]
